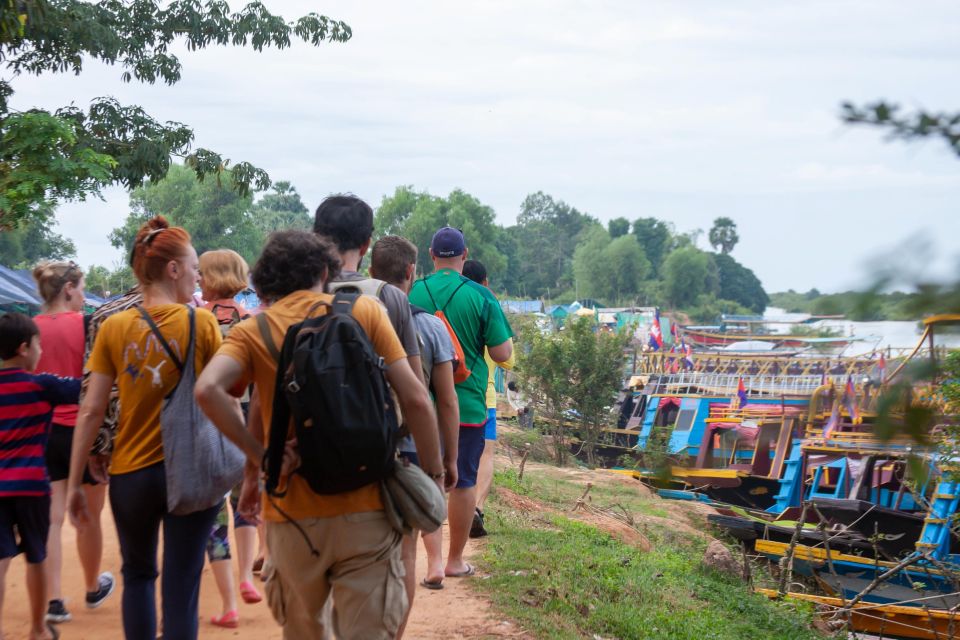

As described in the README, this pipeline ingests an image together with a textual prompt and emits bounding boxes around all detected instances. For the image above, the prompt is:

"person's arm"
[195,354,264,465]
[67,372,111,527]
[408,354,426,386]
[430,360,459,491]
[386,358,442,480]
[236,388,263,523]
[488,338,513,364]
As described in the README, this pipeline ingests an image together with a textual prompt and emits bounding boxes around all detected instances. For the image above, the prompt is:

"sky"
[9,0,960,293]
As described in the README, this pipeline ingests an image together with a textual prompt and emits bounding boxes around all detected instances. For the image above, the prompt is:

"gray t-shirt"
[329,271,420,358]
[399,311,455,453]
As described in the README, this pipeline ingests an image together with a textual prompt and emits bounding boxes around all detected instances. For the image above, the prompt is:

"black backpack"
[263,292,398,497]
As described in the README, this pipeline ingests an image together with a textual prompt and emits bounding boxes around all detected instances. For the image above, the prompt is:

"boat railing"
[646,373,847,397]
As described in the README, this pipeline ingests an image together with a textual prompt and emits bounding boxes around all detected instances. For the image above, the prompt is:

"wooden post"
[777,501,809,597]
[517,443,532,482]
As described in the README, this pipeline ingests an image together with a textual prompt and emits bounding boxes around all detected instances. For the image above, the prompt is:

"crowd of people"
[0,194,514,640]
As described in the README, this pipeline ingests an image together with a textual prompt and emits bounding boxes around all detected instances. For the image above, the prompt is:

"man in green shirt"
[409,227,513,578]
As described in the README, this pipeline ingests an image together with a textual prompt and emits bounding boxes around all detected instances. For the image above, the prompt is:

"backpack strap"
[422,278,468,313]
[256,313,281,363]
[330,290,360,316]
[136,305,185,373]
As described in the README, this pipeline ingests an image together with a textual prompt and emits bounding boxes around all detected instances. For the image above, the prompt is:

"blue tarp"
[0,265,42,305]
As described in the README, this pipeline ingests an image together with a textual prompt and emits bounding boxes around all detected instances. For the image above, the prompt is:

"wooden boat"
[682,327,862,349]
[756,588,960,640]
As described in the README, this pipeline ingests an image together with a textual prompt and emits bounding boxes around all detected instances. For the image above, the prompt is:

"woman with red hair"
[66,217,225,640]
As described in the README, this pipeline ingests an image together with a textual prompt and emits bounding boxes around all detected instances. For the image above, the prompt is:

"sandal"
[239,580,263,604]
[211,610,239,628]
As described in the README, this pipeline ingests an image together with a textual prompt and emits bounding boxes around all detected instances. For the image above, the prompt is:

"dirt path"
[1,505,520,639]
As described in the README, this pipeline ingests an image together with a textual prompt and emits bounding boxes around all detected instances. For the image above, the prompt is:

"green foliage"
[713,253,769,313]
[0,202,74,265]
[769,289,938,321]
[662,246,719,307]
[0,0,350,228]
[373,186,506,281]
[941,351,960,415]
[607,216,630,238]
[683,295,753,324]
[631,217,673,276]
[708,216,739,254]
[841,101,960,157]
[84,263,133,298]
[250,181,311,235]
[572,228,650,304]
[110,163,262,265]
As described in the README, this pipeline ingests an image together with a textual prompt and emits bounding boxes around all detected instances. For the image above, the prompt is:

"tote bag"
[137,305,245,515]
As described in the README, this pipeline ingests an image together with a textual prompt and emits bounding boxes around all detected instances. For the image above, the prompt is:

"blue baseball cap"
[430,226,466,258]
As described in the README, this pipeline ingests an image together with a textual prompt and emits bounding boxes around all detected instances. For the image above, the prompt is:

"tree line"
[7,164,770,319]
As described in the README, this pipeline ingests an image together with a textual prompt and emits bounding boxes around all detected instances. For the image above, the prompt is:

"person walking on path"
[195,230,444,640]
[370,235,459,629]
[461,260,514,539]
[0,312,80,640]
[313,194,426,389]
[409,227,513,579]
[67,216,223,640]
[31,262,115,624]
[198,249,261,629]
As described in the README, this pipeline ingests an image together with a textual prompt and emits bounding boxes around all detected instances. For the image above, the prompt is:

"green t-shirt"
[409,268,513,426]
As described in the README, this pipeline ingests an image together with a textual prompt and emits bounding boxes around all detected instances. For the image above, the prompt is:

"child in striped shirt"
[0,312,79,640]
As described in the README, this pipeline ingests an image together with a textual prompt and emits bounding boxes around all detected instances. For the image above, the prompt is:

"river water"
[763,307,960,352]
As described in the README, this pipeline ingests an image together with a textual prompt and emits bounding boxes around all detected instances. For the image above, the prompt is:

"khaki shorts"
[264,510,406,640]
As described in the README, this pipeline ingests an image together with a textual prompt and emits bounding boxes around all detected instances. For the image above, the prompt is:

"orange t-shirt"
[33,311,85,426]
[217,290,407,521]
[86,304,222,475]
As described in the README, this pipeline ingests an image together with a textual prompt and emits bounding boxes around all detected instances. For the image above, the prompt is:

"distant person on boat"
[409,227,514,579]
[461,259,514,539]
[370,234,459,631]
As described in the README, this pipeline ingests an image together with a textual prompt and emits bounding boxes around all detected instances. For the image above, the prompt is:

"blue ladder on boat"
[807,458,848,501]
[915,480,960,560]
[768,441,804,513]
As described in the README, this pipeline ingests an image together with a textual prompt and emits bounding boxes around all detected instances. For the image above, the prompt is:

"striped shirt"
[0,368,80,496]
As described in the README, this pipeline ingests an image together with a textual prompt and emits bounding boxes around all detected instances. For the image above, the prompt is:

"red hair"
[131,216,193,285]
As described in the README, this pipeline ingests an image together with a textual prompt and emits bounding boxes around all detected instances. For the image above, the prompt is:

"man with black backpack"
[195,230,443,640]
[409,227,513,579]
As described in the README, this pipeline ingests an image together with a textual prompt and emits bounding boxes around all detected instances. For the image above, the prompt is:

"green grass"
[476,469,826,640]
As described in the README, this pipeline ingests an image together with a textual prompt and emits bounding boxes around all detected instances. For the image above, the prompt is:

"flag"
[844,376,861,425]
[648,309,663,351]
[683,340,694,371]
[730,377,749,409]
[670,321,680,345]
[878,353,887,380]
[822,397,840,439]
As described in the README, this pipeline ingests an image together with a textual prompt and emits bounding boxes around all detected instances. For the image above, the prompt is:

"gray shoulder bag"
[380,456,447,534]
[137,305,245,515]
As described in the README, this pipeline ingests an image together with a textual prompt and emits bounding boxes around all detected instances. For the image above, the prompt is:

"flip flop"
[211,610,240,628]
[239,580,263,604]
[445,563,476,578]
[420,578,444,590]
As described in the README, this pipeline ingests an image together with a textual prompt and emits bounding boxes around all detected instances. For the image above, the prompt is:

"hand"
[67,486,91,528]
[237,473,262,525]
[280,436,301,477]
[86,453,110,484]
[443,459,458,492]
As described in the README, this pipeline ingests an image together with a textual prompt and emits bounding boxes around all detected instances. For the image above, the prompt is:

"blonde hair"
[199,249,249,299]
[32,260,83,305]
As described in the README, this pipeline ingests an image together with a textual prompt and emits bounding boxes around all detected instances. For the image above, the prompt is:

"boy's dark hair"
[370,235,417,286]
[313,194,375,253]
[0,313,39,360]
[252,231,342,303]
[462,259,487,285]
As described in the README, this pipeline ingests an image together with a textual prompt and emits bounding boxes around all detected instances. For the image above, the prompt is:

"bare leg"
[445,486,477,576]
[45,479,66,602]
[210,559,238,617]
[77,483,107,592]
[395,532,419,639]
[0,557,10,639]
[235,526,258,586]
[26,561,53,640]
[422,527,444,583]
[475,440,495,511]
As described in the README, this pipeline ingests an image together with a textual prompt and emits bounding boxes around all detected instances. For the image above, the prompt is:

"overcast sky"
[10,0,960,293]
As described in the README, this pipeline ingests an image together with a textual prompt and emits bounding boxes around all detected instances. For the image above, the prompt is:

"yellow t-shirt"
[485,346,515,409]
[217,290,407,522]
[86,304,222,475]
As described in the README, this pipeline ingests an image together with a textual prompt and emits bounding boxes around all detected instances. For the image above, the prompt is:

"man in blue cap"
[409,227,513,578]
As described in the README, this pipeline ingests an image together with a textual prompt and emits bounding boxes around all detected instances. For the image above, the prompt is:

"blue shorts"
[483,408,497,440]
[456,425,486,489]
[0,495,51,563]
